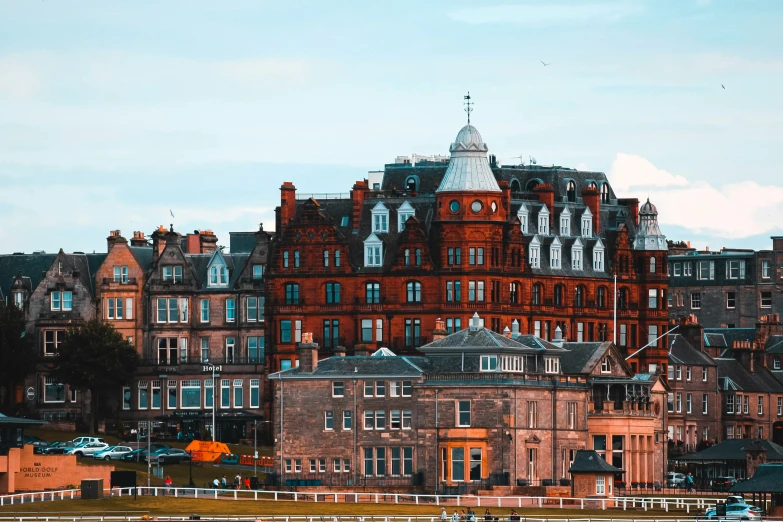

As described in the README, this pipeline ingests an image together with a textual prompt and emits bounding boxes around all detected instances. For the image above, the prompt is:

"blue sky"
[1,0,782,253]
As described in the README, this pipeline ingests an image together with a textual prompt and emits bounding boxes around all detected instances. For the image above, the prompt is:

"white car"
[72,436,106,446]
[67,441,109,457]
[667,472,686,488]
[92,445,133,460]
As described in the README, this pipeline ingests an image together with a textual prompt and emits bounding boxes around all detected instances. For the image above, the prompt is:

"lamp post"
[212,370,220,442]
[253,420,272,480]
[159,374,168,440]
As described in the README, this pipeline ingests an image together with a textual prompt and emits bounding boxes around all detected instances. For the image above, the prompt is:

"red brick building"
[267,122,670,375]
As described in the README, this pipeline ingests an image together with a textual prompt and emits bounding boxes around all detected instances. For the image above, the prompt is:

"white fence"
[0,517,778,522]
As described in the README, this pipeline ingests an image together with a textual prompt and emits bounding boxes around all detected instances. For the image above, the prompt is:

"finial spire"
[463,91,473,124]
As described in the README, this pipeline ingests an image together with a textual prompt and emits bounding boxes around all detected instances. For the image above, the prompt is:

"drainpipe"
[353,379,358,486]
[279,379,284,479]
[551,378,557,482]
[435,388,439,494]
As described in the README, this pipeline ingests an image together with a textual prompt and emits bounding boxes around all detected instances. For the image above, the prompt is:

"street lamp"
[212,369,220,442]
[159,374,168,440]
[253,420,272,480]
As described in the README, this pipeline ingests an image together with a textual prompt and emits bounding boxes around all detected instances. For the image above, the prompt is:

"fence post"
[477,497,481,507]
[560,499,563,509]
[214,489,218,500]
[602,500,606,510]
[518,497,521,508]
[580,499,584,510]
[538,497,542,508]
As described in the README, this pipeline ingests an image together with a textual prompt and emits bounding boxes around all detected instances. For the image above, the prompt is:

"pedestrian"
[460,509,466,522]
[686,472,694,492]
[467,508,475,522]
[244,477,251,490]
[221,474,227,489]
[164,475,173,495]
[212,477,219,489]
[484,509,492,522]
[234,473,241,489]
[451,511,459,522]
[441,508,448,522]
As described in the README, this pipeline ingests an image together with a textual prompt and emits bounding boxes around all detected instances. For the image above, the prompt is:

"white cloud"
[0,56,41,99]
[449,2,644,25]
[609,153,783,239]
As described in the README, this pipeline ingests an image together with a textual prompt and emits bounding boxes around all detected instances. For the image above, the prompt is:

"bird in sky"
[170,209,175,218]
[721,84,725,89]
[541,61,550,66]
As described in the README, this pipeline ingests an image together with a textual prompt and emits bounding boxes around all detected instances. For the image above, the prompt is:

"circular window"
[449,200,460,213]
[295,233,301,239]
[490,201,498,213]
[322,232,327,239]
[471,200,483,213]
[308,232,314,239]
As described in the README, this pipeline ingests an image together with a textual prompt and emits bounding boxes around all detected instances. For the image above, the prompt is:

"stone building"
[270,315,667,492]
[267,119,670,377]
[667,238,783,328]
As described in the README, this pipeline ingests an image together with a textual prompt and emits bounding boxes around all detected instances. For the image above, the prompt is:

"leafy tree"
[52,319,139,433]
[0,302,36,415]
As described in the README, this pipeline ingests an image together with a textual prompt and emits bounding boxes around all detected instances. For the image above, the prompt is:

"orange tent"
[185,440,231,462]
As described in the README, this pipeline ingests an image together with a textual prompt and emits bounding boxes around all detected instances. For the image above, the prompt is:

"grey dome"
[436,124,501,193]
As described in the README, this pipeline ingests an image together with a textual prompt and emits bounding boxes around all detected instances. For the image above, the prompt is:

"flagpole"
[613,274,617,345]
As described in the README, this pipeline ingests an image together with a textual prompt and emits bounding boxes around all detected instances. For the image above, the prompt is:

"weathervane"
[463,91,473,124]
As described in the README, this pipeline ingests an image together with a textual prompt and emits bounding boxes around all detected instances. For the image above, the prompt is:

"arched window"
[323,250,329,267]
[650,256,656,274]
[405,176,418,193]
[532,283,543,305]
[589,182,597,190]
[554,284,564,306]
[406,281,422,303]
[325,282,341,304]
[510,179,522,193]
[567,181,576,202]
[415,248,421,266]
[509,282,521,304]
[294,250,300,268]
[526,179,540,191]
[404,249,410,266]
[601,183,610,203]
[597,287,606,308]
[618,288,628,310]
[574,285,585,307]
[600,357,612,373]
[284,283,300,305]
[283,251,289,268]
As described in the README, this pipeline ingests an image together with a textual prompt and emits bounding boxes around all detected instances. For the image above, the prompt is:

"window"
[550,241,562,269]
[343,410,352,430]
[538,206,550,235]
[138,380,149,409]
[596,476,605,495]
[619,324,627,346]
[593,243,604,271]
[285,283,300,305]
[703,367,708,381]
[648,289,658,309]
[246,296,264,322]
[405,317,422,347]
[650,257,656,273]
[480,355,498,371]
[600,358,611,373]
[325,283,341,304]
[458,401,471,427]
[51,291,72,311]
[372,203,389,233]
[468,280,485,302]
[761,292,772,308]
[331,381,344,398]
[572,243,583,270]
[294,251,300,268]
[759,396,764,415]
[446,280,461,302]
[157,337,177,365]
[249,379,260,409]
[726,260,746,279]
[404,249,410,266]
[686,393,692,413]
[219,379,230,408]
[581,209,592,238]
[44,376,65,403]
[365,242,383,267]
[375,410,386,430]
[325,411,334,430]
[390,410,401,430]
[667,393,674,413]
[323,250,329,267]
[691,293,701,309]
[451,448,465,482]
[204,379,214,408]
[529,239,540,269]
[322,319,339,349]
[778,397,782,416]
[283,251,289,268]
[574,286,584,307]
[415,249,421,266]
[675,366,682,380]
[518,207,529,234]
[280,320,292,343]
[698,260,715,280]
[200,338,210,362]
[365,282,381,304]
[252,265,263,279]
[335,250,340,267]
[703,394,709,415]
[567,402,577,429]
[340,216,349,227]
[727,292,736,309]
[727,395,735,414]
[375,380,386,397]
[527,401,538,428]
[745,395,750,414]
[209,265,229,287]
[686,366,692,381]
[402,409,412,429]
[406,281,422,302]
[776,358,781,370]
[544,357,559,374]
[162,265,183,283]
[763,260,771,278]
[226,298,235,322]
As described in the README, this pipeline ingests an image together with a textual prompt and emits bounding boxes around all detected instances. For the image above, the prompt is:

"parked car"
[67,441,109,457]
[712,476,738,492]
[93,445,133,460]
[41,441,76,455]
[667,472,686,488]
[147,447,190,464]
[703,503,762,520]
[71,436,106,446]
[24,435,49,449]
[121,448,149,462]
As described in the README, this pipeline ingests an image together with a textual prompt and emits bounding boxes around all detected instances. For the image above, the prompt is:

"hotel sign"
[203,365,222,372]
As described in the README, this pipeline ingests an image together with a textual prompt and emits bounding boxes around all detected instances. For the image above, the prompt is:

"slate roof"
[766,335,783,354]
[187,252,249,291]
[269,355,425,379]
[229,232,257,254]
[0,413,44,426]
[0,253,57,300]
[420,327,561,352]
[731,464,783,493]
[717,359,783,393]
[705,328,757,356]
[677,439,783,462]
[559,342,606,374]
[569,450,624,473]
[669,335,716,366]
[129,246,154,271]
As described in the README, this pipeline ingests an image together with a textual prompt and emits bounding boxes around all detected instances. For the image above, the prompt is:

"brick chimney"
[130,231,148,247]
[732,340,755,373]
[107,230,125,252]
[353,344,371,356]
[533,184,555,230]
[498,180,511,213]
[582,186,601,233]
[297,336,319,373]
[199,230,217,254]
[756,314,783,351]
[151,225,167,266]
[351,180,369,231]
[676,314,708,356]
[279,182,297,233]
[432,318,448,341]
[332,346,346,357]
[618,198,640,226]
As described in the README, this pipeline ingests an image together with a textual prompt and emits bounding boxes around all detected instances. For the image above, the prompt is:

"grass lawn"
[0,497,677,517]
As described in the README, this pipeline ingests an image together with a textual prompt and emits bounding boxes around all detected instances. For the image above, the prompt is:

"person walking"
[450,511,459,522]
[686,472,694,492]
[484,509,492,522]
[441,508,448,522]
[212,477,219,489]
[221,474,228,489]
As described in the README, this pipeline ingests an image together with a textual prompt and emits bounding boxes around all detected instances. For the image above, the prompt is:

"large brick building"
[267,121,670,376]
[270,315,667,492]
[667,238,783,328]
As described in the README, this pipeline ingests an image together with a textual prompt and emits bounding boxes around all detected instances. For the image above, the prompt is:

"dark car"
[24,435,49,452]
[121,448,149,462]
[147,447,190,464]
[41,441,76,455]
[712,476,738,492]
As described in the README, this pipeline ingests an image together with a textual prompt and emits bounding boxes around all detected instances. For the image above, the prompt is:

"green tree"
[52,319,139,434]
[0,302,36,414]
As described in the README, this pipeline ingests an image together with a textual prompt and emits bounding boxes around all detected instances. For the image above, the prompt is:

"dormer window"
[544,357,560,374]
[550,238,562,269]
[371,202,389,233]
[341,216,349,227]
[518,205,529,234]
[480,355,498,372]
[50,291,73,311]
[364,233,383,267]
[559,208,571,236]
[253,265,263,280]
[13,291,24,309]
[538,206,550,235]
[581,208,592,237]
[163,266,183,283]
[529,237,541,269]
[601,183,609,203]
[593,238,605,272]
[572,239,584,270]
[397,201,415,232]
[566,181,576,202]
[114,266,129,283]
[601,358,612,374]
[209,266,229,287]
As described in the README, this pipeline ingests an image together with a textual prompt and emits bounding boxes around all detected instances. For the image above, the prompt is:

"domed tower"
[633,198,666,251]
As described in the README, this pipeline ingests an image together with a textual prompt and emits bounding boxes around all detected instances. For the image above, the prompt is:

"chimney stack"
[279,182,297,233]
[533,184,555,230]
[333,346,346,358]
[582,186,601,233]
[469,312,482,332]
[432,318,448,341]
[107,230,126,252]
[151,225,167,266]
[499,180,511,213]
[130,231,148,247]
[351,180,368,231]
[677,314,708,356]
[296,336,319,373]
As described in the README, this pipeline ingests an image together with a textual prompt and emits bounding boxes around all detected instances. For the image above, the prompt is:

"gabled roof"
[364,232,382,244]
[716,359,783,393]
[668,335,717,366]
[398,200,414,212]
[569,450,623,473]
[559,342,606,374]
[677,439,783,463]
[766,335,783,354]
[371,201,388,212]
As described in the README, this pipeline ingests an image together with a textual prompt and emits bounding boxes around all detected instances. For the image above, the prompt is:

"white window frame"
[518,206,529,234]
[529,237,541,269]
[593,241,605,271]
[371,202,389,233]
[559,208,571,236]
[571,239,583,270]
[200,299,210,323]
[581,208,592,238]
[550,239,562,269]
[538,206,550,235]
